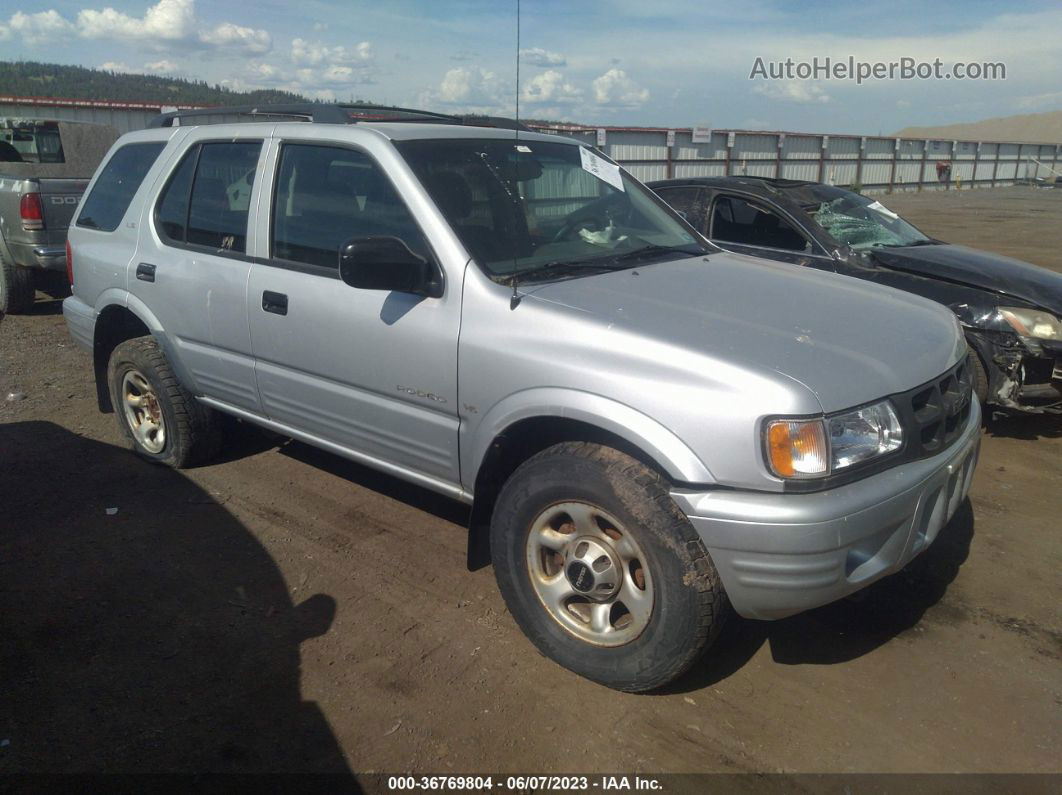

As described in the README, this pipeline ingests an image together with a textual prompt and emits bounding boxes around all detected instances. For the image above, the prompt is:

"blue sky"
[1,0,1060,133]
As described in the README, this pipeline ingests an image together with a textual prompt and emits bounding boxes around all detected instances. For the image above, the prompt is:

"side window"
[271,144,428,269]
[155,146,197,243]
[76,142,165,232]
[710,195,809,252]
[154,140,261,254]
[654,186,707,230]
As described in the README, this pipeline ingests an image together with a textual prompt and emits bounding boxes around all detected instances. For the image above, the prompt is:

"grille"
[894,356,974,460]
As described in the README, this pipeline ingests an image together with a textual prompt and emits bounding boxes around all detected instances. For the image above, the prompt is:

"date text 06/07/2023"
[386,775,664,791]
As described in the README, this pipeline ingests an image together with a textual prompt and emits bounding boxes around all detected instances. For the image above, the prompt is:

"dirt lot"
[1,187,1059,780]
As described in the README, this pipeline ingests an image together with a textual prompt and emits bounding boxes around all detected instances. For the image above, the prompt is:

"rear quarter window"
[76,142,166,232]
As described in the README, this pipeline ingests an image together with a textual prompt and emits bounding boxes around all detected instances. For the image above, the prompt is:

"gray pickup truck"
[63,104,980,691]
[0,119,118,313]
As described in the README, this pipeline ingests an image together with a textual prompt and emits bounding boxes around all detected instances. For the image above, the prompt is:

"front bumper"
[672,400,981,620]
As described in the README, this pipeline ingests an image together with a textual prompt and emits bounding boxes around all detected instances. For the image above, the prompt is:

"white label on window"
[580,147,624,192]
[867,200,899,220]
[515,144,532,152]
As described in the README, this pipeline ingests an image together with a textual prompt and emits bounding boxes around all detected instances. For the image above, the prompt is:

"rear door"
[246,136,463,487]
[128,130,267,413]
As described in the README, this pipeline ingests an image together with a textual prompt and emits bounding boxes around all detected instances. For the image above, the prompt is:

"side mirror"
[338,236,441,297]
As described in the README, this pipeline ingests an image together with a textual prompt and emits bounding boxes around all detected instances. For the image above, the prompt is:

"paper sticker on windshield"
[515,144,532,152]
[580,147,625,192]
[867,200,899,220]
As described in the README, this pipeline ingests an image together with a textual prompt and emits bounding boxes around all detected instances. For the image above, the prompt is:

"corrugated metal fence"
[3,96,1059,192]
[531,126,1062,193]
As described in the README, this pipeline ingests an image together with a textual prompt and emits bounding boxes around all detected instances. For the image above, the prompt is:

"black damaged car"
[649,177,1062,414]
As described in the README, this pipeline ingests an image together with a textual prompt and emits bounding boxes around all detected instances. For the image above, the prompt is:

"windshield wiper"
[514,259,622,283]
[600,243,695,265]
[512,244,702,284]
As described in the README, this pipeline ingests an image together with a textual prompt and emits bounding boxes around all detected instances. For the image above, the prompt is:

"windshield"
[809,191,931,250]
[396,138,705,279]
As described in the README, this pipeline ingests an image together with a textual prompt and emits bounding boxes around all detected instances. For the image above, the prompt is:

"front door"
[247,139,463,487]
[707,193,824,267]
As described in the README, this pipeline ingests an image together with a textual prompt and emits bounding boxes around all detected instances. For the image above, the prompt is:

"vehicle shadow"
[0,420,359,785]
[23,296,64,316]
[984,410,1062,440]
[668,499,976,693]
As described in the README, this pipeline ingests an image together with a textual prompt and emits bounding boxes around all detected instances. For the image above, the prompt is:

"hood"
[524,252,965,414]
[871,243,1062,314]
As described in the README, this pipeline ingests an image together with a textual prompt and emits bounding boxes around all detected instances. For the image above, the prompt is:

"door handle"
[262,291,288,316]
[135,263,156,283]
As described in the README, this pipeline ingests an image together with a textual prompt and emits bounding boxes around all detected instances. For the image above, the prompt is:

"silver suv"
[64,104,980,691]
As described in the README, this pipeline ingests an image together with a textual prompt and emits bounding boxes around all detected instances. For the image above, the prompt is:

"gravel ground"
[0,187,1059,781]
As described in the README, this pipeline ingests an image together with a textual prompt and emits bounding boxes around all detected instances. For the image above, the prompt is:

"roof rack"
[148,103,531,131]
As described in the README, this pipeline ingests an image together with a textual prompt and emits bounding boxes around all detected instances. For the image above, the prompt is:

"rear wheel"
[490,441,727,692]
[107,336,221,468]
[0,253,36,314]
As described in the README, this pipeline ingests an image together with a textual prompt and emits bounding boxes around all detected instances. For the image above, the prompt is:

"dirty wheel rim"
[121,368,166,454]
[525,501,654,647]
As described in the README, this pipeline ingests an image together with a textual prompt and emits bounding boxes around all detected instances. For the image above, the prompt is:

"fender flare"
[92,290,199,397]
[467,387,716,486]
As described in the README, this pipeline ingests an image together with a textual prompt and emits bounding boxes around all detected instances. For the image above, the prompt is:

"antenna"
[510,0,522,310]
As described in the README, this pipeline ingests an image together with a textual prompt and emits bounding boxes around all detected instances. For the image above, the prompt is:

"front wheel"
[490,442,728,692]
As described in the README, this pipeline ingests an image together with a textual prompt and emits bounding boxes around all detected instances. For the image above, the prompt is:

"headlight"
[999,306,1061,341]
[827,400,903,470]
[764,400,903,480]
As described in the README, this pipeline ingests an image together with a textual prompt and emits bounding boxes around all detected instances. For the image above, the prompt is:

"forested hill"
[0,60,311,106]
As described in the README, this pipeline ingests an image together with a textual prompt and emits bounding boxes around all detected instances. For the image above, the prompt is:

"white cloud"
[143,59,180,73]
[592,68,649,108]
[100,61,132,73]
[520,47,566,67]
[418,67,511,113]
[1,0,270,54]
[199,23,271,54]
[247,62,280,81]
[291,38,371,67]
[8,10,75,45]
[438,67,503,105]
[78,0,196,41]
[752,81,830,104]
[521,70,583,105]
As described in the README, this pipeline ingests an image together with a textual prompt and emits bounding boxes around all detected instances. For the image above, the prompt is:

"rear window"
[154,141,261,254]
[77,142,166,232]
[0,120,65,164]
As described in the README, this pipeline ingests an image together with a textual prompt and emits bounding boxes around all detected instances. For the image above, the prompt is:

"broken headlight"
[764,400,903,480]
[999,306,1061,341]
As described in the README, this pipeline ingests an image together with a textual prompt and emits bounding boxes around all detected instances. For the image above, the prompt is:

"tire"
[106,336,222,468]
[967,346,989,406]
[0,251,36,314]
[490,442,727,692]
